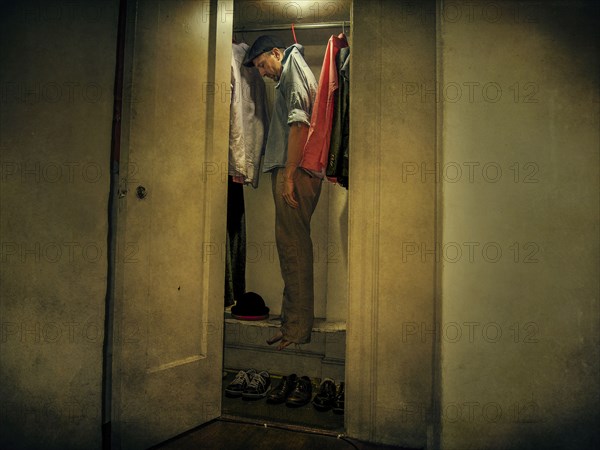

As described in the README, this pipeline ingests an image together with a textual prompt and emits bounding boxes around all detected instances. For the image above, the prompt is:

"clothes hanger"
[291,23,298,44]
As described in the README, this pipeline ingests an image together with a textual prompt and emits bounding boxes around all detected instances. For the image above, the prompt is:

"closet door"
[110,1,232,448]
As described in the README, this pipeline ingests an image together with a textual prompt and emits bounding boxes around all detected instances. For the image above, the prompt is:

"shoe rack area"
[221,370,345,432]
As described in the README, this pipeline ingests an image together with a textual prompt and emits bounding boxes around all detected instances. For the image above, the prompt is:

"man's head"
[243,35,286,81]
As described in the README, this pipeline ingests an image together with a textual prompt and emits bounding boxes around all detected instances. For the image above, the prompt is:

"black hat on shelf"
[242,35,286,67]
[231,292,270,321]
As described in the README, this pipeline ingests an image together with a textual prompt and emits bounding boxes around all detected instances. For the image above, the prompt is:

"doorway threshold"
[219,414,343,437]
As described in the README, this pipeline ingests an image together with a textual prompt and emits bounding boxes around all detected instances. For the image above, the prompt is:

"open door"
[109,1,233,448]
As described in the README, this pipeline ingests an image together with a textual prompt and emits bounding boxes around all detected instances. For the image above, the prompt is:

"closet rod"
[234,21,350,33]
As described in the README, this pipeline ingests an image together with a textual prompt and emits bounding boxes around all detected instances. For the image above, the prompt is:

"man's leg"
[271,168,322,344]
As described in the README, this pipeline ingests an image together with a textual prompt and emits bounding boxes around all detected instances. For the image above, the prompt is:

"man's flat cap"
[242,35,286,67]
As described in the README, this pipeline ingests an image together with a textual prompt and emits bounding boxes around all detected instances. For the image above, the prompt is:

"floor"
[151,371,418,450]
[152,419,416,450]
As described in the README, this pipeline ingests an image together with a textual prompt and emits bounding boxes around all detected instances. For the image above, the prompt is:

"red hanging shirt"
[301,33,348,175]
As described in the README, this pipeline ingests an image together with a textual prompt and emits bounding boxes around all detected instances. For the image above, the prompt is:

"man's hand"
[282,169,299,208]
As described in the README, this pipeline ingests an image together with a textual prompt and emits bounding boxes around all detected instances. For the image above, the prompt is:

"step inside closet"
[221,0,352,431]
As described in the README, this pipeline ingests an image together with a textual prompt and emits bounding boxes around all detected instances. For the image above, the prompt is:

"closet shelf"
[224,311,347,332]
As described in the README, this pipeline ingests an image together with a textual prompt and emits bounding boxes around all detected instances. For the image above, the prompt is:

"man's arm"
[282,122,309,208]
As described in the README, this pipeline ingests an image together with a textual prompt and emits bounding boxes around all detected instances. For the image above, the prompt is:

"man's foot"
[266,330,283,345]
[276,340,293,351]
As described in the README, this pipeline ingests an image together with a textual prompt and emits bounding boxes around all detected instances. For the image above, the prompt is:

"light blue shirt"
[262,44,317,173]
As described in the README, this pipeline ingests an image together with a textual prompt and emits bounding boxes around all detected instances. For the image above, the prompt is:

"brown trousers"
[271,168,323,344]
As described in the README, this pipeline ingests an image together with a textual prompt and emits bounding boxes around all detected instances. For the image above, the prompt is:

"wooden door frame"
[344,0,439,447]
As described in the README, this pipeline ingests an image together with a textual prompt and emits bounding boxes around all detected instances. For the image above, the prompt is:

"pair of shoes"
[225,369,271,399]
[313,379,345,414]
[285,376,313,407]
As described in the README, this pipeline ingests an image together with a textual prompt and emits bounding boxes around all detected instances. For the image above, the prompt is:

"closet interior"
[221,0,352,431]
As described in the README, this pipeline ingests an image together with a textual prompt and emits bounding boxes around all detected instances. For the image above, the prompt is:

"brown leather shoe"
[267,374,298,404]
[285,376,312,407]
[312,378,336,412]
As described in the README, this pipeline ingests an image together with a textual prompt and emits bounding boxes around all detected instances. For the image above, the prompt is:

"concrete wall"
[439,1,599,449]
[0,1,118,449]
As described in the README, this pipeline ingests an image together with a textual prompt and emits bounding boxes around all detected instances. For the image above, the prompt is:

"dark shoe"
[332,382,345,414]
[267,374,298,404]
[286,376,312,407]
[312,378,337,412]
[225,369,256,397]
[242,371,271,400]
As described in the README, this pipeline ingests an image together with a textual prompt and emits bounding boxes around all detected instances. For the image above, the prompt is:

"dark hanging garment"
[326,47,350,188]
[224,176,246,307]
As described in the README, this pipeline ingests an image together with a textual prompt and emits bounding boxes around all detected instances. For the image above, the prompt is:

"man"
[243,35,321,351]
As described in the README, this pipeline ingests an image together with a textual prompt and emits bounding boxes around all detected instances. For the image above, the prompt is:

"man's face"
[253,49,283,81]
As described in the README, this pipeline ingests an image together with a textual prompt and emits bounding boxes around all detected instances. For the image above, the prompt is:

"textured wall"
[439,1,599,449]
[0,1,118,448]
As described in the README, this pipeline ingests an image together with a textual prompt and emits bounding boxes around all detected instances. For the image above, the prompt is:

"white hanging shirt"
[229,42,270,188]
